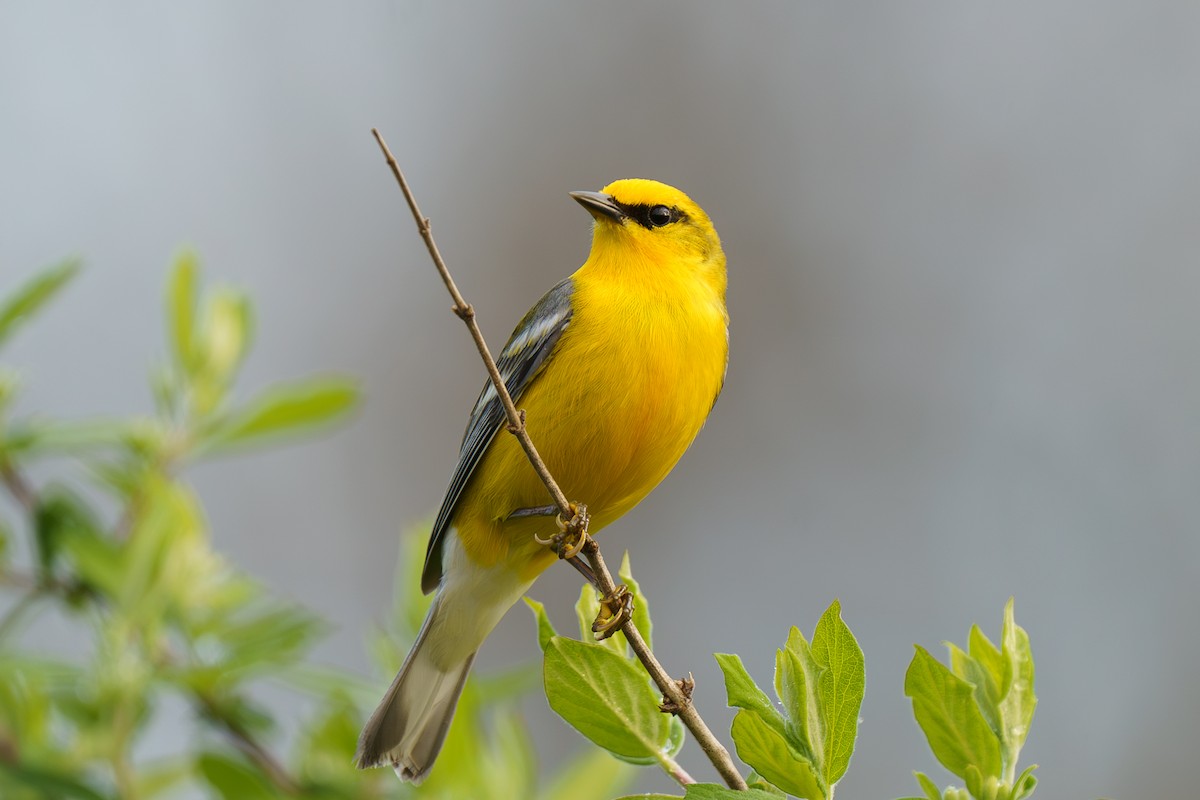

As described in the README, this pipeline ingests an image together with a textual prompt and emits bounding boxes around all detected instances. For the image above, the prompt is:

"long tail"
[354,594,475,782]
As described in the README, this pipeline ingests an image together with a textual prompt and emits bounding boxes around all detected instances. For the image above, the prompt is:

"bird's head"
[570,179,724,281]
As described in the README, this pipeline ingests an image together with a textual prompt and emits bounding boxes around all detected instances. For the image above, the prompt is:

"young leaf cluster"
[902,599,1038,800]
[711,601,865,800]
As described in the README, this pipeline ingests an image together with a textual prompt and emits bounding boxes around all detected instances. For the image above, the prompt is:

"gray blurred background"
[3,2,1198,797]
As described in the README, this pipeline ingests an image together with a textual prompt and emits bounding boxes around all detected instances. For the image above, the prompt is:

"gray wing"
[420,278,574,593]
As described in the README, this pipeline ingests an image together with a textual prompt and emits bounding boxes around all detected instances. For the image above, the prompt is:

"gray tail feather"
[354,602,476,783]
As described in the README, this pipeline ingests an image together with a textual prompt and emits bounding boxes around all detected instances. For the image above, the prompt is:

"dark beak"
[569,190,625,222]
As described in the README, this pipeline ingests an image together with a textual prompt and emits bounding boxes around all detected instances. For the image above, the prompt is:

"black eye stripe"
[615,202,686,229]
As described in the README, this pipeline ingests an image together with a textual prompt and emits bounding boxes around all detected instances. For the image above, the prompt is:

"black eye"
[647,205,673,227]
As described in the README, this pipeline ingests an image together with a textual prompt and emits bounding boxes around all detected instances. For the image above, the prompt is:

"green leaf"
[542,635,671,762]
[746,770,787,796]
[276,662,378,705]
[200,287,255,382]
[947,643,1002,742]
[292,696,361,787]
[0,518,10,569]
[968,623,1008,699]
[618,550,652,650]
[0,260,80,350]
[0,370,19,411]
[774,644,816,757]
[614,796,681,800]
[810,599,865,784]
[195,752,276,800]
[664,714,686,758]
[167,252,199,373]
[472,663,540,704]
[913,770,943,800]
[202,377,360,452]
[33,487,104,580]
[684,785,787,800]
[730,710,824,800]
[478,704,537,799]
[905,645,1002,780]
[963,764,986,800]
[714,653,786,735]
[524,596,557,651]
[998,598,1036,764]
[1011,764,1038,800]
[135,758,192,798]
[119,474,206,614]
[0,762,108,800]
[539,747,634,800]
[59,527,125,597]
[216,604,327,673]
[2,419,131,458]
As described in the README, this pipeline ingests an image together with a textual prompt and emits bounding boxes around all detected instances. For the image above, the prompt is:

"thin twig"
[371,128,748,792]
[0,461,37,514]
[661,752,697,786]
[0,588,44,640]
[371,128,571,517]
[198,694,300,795]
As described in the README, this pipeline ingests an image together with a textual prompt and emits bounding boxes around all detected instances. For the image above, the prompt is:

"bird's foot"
[530,502,590,559]
[658,674,696,715]
[591,584,633,640]
[554,502,590,558]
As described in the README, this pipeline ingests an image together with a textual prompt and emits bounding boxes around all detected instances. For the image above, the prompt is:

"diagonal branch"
[196,693,300,795]
[370,128,748,792]
[0,461,37,514]
[369,134,571,519]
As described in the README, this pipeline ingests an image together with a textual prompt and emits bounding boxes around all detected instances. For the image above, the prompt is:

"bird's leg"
[523,502,599,587]
[591,584,633,640]
[553,503,590,559]
[507,504,559,520]
[566,555,599,587]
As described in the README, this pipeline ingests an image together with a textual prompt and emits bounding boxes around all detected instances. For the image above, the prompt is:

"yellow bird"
[356,178,729,781]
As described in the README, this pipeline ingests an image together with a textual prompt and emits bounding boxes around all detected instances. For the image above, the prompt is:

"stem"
[197,694,300,795]
[1003,753,1017,785]
[0,589,43,640]
[371,129,748,792]
[0,461,36,513]
[659,751,696,786]
[111,696,140,800]
[370,129,572,519]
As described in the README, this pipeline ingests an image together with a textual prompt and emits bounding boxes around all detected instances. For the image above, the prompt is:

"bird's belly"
[453,297,726,578]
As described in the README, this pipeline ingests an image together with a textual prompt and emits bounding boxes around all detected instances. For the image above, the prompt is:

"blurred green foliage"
[0,258,633,800]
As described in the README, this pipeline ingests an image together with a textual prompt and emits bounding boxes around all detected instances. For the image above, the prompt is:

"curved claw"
[558,528,587,559]
[540,502,588,560]
[591,584,633,640]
